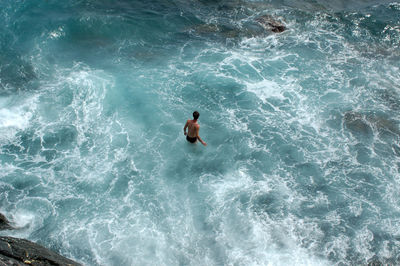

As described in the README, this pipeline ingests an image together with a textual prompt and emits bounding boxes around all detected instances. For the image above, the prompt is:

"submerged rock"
[344,111,400,139]
[192,23,220,34]
[0,236,81,266]
[376,88,400,111]
[344,111,373,136]
[368,114,400,136]
[0,213,13,231]
[189,13,286,40]
[255,15,286,33]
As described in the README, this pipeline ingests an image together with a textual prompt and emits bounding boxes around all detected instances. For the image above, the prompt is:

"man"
[184,111,207,146]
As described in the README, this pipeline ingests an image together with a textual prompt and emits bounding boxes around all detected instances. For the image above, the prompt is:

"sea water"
[0,0,400,265]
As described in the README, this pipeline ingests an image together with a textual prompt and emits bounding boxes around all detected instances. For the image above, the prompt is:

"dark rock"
[192,23,220,34]
[344,112,373,136]
[0,252,26,265]
[367,114,400,135]
[376,88,400,111]
[344,111,400,143]
[0,214,13,231]
[189,13,287,40]
[0,236,81,266]
[188,23,221,39]
[256,15,286,33]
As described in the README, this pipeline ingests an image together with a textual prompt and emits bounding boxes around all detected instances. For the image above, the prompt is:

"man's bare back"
[186,120,199,138]
[183,111,207,146]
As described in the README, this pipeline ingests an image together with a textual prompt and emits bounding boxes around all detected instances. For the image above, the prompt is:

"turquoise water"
[1,0,400,265]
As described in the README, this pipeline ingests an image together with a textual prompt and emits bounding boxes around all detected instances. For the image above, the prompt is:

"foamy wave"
[207,168,329,266]
[0,97,37,141]
[13,212,35,229]
[245,79,286,103]
[0,108,32,129]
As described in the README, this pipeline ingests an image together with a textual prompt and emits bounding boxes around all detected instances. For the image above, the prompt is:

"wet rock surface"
[0,236,81,266]
[0,214,13,231]
[344,111,400,136]
[344,111,373,136]
[255,15,286,33]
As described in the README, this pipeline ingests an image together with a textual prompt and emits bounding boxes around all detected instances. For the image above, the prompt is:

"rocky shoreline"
[0,213,81,266]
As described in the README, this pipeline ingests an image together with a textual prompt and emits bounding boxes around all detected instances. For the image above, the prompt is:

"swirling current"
[1,0,400,265]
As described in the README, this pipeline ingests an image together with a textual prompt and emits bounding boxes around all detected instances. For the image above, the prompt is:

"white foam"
[245,79,286,103]
[0,96,37,142]
[0,108,31,129]
[48,26,65,39]
[13,212,35,228]
[391,2,400,10]
[0,98,35,130]
[354,226,374,261]
[207,167,329,266]
[226,108,249,132]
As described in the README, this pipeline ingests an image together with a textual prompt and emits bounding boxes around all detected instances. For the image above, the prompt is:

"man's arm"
[183,120,188,135]
[196,126,207,146]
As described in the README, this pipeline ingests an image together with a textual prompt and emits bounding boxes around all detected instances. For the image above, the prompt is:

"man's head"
[193,111,200,120]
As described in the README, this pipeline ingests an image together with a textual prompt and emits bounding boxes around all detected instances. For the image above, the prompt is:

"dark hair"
[193,111,200,120]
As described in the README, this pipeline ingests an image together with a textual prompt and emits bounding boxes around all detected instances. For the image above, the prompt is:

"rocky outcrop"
[189,14,286,39]
[0,236,81,266]
[344,112,373,136]
[0,213,13,231]
[255,15,286,33]
[344,111,400,136]
[1,214,80,265]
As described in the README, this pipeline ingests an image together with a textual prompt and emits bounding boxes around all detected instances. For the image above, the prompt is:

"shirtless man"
[184,111,207,146]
